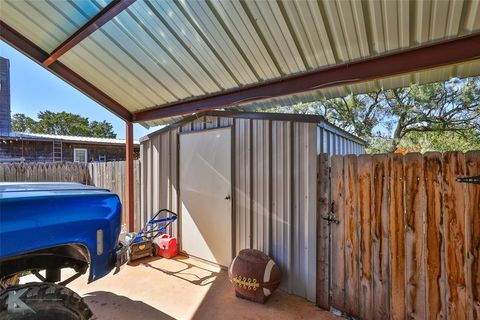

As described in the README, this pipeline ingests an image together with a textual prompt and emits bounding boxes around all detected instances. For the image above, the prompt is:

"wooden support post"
[125,121,135,232]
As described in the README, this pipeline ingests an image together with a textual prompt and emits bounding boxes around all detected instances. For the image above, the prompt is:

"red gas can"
[154,234,178,259]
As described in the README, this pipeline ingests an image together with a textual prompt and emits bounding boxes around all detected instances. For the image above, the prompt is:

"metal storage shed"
[139,110,365,302]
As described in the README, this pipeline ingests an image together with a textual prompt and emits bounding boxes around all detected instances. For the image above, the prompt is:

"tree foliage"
[11,111,116,138]
[265,77,480,153]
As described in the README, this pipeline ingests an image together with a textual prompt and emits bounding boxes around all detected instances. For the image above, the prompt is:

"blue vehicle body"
[0,183,123,282]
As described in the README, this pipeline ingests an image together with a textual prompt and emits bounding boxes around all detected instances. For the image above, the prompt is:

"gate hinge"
[456,175,480,184]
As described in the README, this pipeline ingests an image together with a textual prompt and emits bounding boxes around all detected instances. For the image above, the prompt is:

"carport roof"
[1,0,480,127]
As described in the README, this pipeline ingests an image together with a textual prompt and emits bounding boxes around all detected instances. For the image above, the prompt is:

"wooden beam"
[43,0,136,67]
[0,20,133,121]
[125,121,135,232]
[133,32,480,122]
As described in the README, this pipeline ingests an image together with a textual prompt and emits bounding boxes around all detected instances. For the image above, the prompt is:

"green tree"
[399,129,480,153]
[11,111,116,138]
[384,77,480,151]
[88,120,116,138]
[265,77,480,153]
[11,113,36,132]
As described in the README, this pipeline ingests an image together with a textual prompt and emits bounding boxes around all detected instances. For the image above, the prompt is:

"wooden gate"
[317,151,480,320]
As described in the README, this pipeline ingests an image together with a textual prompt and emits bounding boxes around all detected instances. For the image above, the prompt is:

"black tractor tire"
[0,282,92,320]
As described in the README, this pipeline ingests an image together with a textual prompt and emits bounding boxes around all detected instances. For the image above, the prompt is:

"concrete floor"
[23,255,340,320]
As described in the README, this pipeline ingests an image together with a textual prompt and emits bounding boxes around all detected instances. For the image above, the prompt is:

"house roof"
[1,131,140,146]
[1,1,479,127]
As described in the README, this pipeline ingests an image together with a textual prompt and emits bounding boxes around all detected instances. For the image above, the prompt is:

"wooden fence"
[0,162,89,183]
[88,161,141,230]
[317,151,480,319]
[0,161,141,229]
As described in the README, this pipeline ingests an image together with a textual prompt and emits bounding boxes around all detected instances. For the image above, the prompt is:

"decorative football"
[228,249,281,303]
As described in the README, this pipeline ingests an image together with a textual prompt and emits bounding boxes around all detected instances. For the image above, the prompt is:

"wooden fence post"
[317,153,330,309]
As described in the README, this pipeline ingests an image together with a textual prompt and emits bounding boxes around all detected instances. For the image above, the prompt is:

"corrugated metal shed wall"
[318,123,366,155]
[140,114,364,302]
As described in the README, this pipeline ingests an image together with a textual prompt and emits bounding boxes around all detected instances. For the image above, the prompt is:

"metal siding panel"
[181,122,193,132]
[271,120,292,292]
[219,117,234,127]
[160,132,170,210]
[317,127,322,154]
[146,139,153,226]
[170,127,179,238]
[205,116,218,129]
[292,122,317,302]
[140,142,147,228]
[332,134,337,155]
[326,131,331,155]
[151,135,160,218]
[252,119,270,253]
[235,118,251,253]
[192,117,205,131]
[340,137,344,155]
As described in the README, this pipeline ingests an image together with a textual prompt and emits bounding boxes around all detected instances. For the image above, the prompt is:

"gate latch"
[322,201,340,224]
[456,175,480,184]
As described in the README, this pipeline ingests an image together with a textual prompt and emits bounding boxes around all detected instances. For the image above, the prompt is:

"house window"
[74,148,87,163]
[98,154,106,162]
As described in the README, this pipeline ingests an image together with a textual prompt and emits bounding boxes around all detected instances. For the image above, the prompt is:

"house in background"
[0,57,139,163]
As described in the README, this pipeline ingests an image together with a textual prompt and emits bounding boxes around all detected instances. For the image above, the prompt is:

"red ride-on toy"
[125,209,177,261]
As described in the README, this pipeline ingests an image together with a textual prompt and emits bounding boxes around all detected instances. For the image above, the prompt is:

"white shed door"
[179,128,232,267]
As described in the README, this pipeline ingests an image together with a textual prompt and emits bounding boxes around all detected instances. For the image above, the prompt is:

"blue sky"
[0,41,160,140]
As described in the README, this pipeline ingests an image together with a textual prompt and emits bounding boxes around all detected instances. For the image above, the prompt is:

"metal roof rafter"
[43,0,136,67]
[133,32,480,122]
[0,20,133,121]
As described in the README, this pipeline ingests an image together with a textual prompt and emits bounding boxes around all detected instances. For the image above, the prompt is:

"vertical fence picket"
[331,155,345,311]
[372,154,390,319]
[404,153,427,319]
[424,152,446,320]
[358,154,373,319]
[443,152,468,320]
[316,153,330,309]
[388,153,406,320]
[464,151,480,320]
[344,155,360,317]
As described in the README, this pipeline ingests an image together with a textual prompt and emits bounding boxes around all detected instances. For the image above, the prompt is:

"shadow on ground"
[84,291,174,320]
[128,255,220,286]
[191,272,339,320]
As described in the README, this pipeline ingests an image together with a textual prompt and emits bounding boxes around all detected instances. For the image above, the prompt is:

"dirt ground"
[22,255,340,320]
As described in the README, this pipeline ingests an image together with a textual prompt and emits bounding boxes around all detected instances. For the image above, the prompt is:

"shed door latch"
[322,201,340,225]
[456,176,480,184]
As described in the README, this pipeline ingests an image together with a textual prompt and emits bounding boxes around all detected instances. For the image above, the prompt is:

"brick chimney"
[0,57,11,136]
